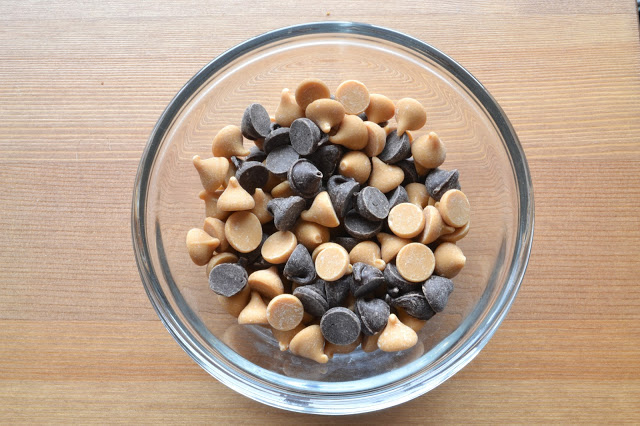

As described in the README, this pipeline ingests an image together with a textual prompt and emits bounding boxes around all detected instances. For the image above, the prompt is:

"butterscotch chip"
[434,242,466,278]
[266,294,304,331]
[338,151,371,184]
[300,191,340,228]
[203,217,229,252]
[377,314,418,352]
[335,80,370,114]
[193,155,229,193]
[237,291,269,325]
[270,180,295,198]
[250,188,273,224]
[212,125,250,158]
[324,334,362,359]
[293,220,330,251]
[412,132,446,169]
[383,124,397,136]
[395,242,435,283]
[305,98,345,133]
[361,332,380,353]
[199,190,230,221]
[395,98,427,136]
[439,220,470,243]
[416,205,447,245]
[438,189,470,228]
[217,177,256,212]
[388,203,426,238]
[405,182,430,208]
[224,211,262,253]
[271,323,305,351]
[217,284,251,318]
[376,232,412,263]
[311,242,347,261]
[368,157,404,193]
[261,231,297,264]
[396,307,428,333]
[295,78,330,110]
[427,196,437,207]
[364,94,395,124]
[363,121,387,157]
[289,324,329,364]
[248,266,285,299]
[275,88,305,127]
[349,241,385,271]
[206,252,238,276]
[315,245,350,282]
[329,114,368,150]
[263,171,283,193]
[186,228,220,266]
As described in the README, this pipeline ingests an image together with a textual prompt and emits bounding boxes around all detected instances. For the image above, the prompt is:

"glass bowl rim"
[131,21,534,414]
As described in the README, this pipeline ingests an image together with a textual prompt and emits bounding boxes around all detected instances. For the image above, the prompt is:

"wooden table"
[1,1,639,423]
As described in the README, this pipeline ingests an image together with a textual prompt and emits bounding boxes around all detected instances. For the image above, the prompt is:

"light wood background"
[1,0,639,423]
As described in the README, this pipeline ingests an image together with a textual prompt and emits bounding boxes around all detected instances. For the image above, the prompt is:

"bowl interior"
[134,23,531,413]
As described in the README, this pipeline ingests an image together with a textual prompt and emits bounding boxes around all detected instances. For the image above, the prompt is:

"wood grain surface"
[1,0,639,423]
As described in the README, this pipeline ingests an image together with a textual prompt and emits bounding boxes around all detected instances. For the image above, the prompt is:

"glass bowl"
[132,22,534,415]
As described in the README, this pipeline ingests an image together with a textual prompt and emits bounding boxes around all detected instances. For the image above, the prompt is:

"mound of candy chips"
[186,79,470,363]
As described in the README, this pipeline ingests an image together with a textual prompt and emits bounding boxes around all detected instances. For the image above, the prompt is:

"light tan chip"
[416,205,447,245]
[248,266,285,299]
[275,88,305,127]
[263,172,283,193]
[361,332,381,353]
[324,334,362,359]
[405,182,430,208]
[427,196,437,207]
[193,155,229,193]
[364,94,395,124]
[438,189,470,228]
[395,98,427,136]
[266,294,305,331]
[396,307,428,333]
[206,252,239,277]
[237,291,269,325]
[224,211,262,253]
[384,124,397,136]
[368,157,404,193]
[289,324,329,364]
[311,242,348,261]
[203,217,229,252]
[439,220,470,243]
[305,98,345,133]
[395,242,435,283]
[349,241,385,271]
[186,228,219,266]
[412,132,446,169]
[217,177,256,212]
[294,78,331,110]
[414,161,430,177]
[377,314,418,352]
[377,232,412,263]
[338,151,371,184]
[300,191,340,228]
[217,285,251,318]
[388,203,426,238]
[199,190,230,221]
[335,80,370,114]
[434,242,466,278]
[270,180,295,198]
[293,220,330,251]
[315,245,350,282]
[212,125,250,158]
[271,323,305,351]
[329,114,368,150]
[261,231,297,264]
[251,188,273,224]
[363,121,387,157]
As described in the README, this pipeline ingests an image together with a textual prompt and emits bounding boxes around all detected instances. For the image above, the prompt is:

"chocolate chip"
[287,159,323,198]
[320,307,361,345]
[356,298,390,335]
[290,118,322,155]
[266,196,305,231]
[425,168,461,201]
[208,263,248,297]
[390,291,435,320]
[265,145,300,178]
[333,236,360,253]
[283,244,316,285]
[241,103,271,140]
[327,175,360,219]
[379,130,411,164]
[351,262,385,298]
[384,262,416,298]
[344,210,382,240]
[386,185,409,209]
[397,159,420,186]
[355,186,389,221]
[245,146,267,163]
[235,161,268,194]
[293,284,328,316]
[308,144,343,179]
[263,127,291,154]
[325,274,352,308]
[422,275,454,312]
[357,112,368,121]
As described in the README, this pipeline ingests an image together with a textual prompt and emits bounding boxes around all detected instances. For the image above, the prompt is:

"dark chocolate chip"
[235,161,268,194]
[390,291,435,320]
[263,127,291,154]
[208,263,248,297]
[325,274,352,308]
[333,236,360,253]
[355,186,390,221]
[266,196,305,231]
[293,285,328,317]
[356,298,390,335]
[422,275,454,312]
[344,210,382,240]
[241,103,271,140]
[320,307,361,345]
[384,263,417,298]
[397,159,420,186]
[327,175,360,218]
[357,112,368,121]
[308,144,343,179]
[290,118,323,156]
[265,145,300,178]
[386,185,409,209]
[378,121,389,128]
[283,244,316,285]
[424,168,461,201]
[379,130,411,164]
[351,262,385,298]
[245,146,267,163]
[287,159,323,199]
[318,133,330,147]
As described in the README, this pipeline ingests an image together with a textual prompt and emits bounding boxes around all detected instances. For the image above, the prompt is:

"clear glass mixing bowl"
[132,22,534,414]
